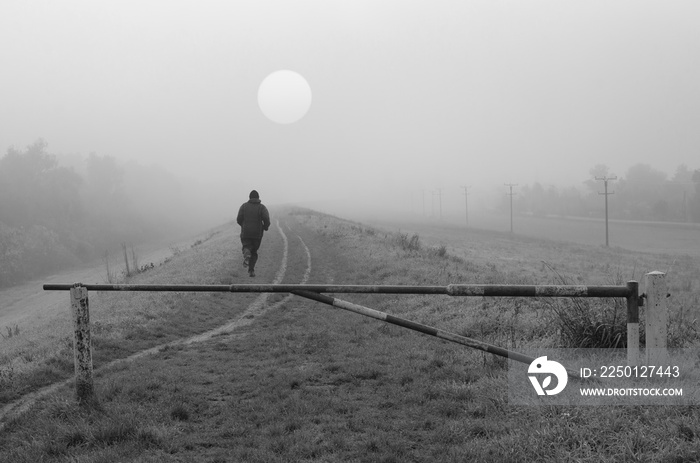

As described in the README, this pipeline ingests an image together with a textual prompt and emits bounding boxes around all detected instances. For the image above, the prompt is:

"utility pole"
[595,176,617,247]
[461,186,471,228]
[422,189,426,216]
[505,183,517,233]
[436,188,442,220]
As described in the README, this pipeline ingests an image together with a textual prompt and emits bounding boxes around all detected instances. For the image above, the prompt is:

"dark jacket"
[237,199,270,239]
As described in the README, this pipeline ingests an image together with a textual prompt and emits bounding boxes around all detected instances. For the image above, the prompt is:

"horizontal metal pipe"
[43,283,631,298]
[291,290,580,379]
[42,283,448,294]
[446,284,631,298]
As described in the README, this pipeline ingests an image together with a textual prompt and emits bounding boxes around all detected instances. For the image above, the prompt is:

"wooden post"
[626,280,639,366]
[70,284,95,403]
[645,271,668,364]
[122,243,131,276]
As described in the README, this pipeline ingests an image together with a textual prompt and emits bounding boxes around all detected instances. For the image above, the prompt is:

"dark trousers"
[241,237,262,270]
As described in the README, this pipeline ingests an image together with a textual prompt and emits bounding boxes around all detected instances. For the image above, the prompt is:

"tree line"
[508,163,700,223]
[0,139,215,287]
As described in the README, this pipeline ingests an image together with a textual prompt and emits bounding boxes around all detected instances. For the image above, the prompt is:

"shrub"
[0,222,78,287]
[542,262,630,348]
[396,232,421,251]
[0,325,20,339]
[433,245,448,258]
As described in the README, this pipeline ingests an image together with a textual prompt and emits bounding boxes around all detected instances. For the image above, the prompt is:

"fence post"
[645,271,668,364]
[626,280,639,366]
[70,284,95,403]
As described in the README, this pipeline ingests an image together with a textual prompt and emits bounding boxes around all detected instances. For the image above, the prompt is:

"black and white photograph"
[1,1,699,461]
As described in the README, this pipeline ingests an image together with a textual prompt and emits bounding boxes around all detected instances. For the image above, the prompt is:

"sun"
[257,70,312,124]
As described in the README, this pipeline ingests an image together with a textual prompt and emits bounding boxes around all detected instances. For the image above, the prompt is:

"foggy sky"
[1,1,699,213]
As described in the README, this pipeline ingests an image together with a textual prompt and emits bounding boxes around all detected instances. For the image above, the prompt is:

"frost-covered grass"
[2,207,699,462]
[0,222,284,405]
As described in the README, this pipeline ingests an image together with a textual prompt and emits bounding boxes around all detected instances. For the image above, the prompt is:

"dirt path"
[0,236,198,330]
[0,220,312,428]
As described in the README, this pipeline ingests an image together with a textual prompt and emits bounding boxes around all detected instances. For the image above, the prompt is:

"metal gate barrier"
[44,273,670,403]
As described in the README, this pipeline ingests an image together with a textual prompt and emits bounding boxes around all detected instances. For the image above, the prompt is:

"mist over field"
[3,4,700,459]
[2,2,699,200]
[0,140,233,286]
[302,162,700,227]
[1,1,700,284]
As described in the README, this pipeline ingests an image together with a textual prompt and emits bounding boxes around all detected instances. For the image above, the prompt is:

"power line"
[460,185,471,228]
[505,183,518,233]
[595,176,617,247]
[431,189,443,220]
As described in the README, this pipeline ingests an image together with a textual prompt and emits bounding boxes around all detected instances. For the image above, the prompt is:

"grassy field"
[0,220,290,406]
[364,211,700,258]
[1,207,699,462]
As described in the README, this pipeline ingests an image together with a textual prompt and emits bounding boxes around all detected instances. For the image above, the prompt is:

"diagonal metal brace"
[290,290,580,379]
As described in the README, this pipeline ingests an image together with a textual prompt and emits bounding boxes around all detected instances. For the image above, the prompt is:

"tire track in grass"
[181,230,311,344]
[0,220,312,428]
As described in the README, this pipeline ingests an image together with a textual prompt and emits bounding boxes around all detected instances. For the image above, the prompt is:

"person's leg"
[248,238,262,276]
[241,238,252,268]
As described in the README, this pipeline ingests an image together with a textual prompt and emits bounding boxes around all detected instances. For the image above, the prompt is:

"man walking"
[237,190,270,277]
